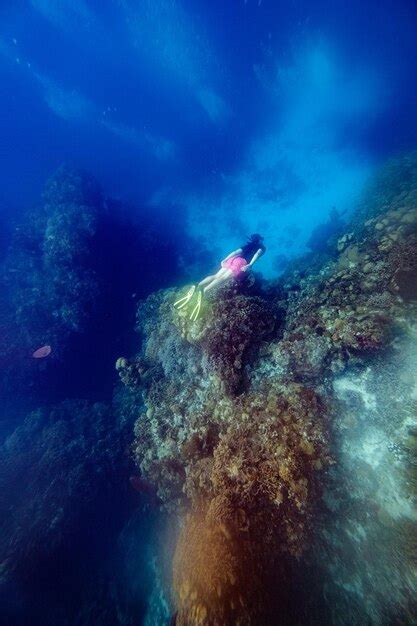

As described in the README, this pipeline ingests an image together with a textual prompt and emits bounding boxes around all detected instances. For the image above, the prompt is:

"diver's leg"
[203,270,232,293]
[190,269,231,320]
[198,274,217,288]
[198,268,227,289]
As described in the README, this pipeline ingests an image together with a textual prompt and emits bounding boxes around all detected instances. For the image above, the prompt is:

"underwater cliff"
[116,154,417,625]
[0,166,205,625]
[0,154,415,626]
[0,155,416,625]
[2,1,417,624]
[0,165,205,421]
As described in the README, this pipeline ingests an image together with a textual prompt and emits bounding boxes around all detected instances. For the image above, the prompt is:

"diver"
[173,234,266,321]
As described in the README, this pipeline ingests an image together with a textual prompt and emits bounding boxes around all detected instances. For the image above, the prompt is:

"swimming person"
[174,234,266,321]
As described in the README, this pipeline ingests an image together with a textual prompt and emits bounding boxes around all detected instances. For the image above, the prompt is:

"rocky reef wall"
[0,165,211,625]
[0,399,135,624]
[117,154,417,625]
[315,337,417,625]
[0,165,208,423]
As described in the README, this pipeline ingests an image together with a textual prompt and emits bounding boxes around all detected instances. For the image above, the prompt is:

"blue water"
[2,2,417,255]
[0,1,417,624]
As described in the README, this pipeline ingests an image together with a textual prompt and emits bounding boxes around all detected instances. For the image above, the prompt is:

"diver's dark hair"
[248,233,264,243]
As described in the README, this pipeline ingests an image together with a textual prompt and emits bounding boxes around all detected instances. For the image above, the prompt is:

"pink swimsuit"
[222,255,247,277]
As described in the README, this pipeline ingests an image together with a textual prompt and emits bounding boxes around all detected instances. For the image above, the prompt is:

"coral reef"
[199,293,277,394]
[0,167,107,417]
[0,161,223,626]
[118,153,417,624]
[312,337,417,625]
[0,400,132,582]
[126,284,332,622]
[0,163,214,624]
[172,383,330,625]
[2,167,100,352]
[0,398,137,625]
[0,165,203,421]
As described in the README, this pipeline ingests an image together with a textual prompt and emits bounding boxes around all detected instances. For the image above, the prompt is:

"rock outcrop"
[117,154,417,625]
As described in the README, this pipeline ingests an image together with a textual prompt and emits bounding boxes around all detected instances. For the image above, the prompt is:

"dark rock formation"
[0,166,207,420]
[0,399,136,625]
[0,165,216,625]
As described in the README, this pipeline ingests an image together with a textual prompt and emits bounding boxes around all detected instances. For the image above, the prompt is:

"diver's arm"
[246,248,264,267]
[221,248,243,264]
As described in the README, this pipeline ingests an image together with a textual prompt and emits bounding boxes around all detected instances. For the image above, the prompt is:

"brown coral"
[173,508,271,626]
[200,293,277,395]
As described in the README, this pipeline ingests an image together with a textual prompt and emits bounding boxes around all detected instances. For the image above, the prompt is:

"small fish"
[32,345,52,359]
